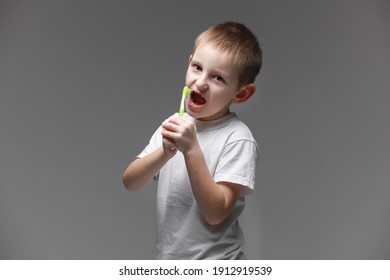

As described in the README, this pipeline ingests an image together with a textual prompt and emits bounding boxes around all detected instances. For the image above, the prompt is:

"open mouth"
[190,90,206,105]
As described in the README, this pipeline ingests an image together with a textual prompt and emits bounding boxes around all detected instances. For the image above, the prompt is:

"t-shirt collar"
[188,112,236,132]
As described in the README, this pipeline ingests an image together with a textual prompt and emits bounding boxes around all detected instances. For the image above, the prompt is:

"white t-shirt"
[138,112,259,259]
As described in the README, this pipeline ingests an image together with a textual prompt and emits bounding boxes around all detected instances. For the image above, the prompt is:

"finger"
[168,117,184,125]
[163,136,176,149]
[169,117,195,134]
[169,117,189,129]
[161,130,177,140]
[162,122,179,132]
[162,133,175,143]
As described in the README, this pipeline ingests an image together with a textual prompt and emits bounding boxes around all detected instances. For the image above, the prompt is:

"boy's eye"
[192,64,202,71]
[214,75,225,83]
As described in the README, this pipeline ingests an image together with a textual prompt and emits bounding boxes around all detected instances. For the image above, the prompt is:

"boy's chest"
[158,130,229,203]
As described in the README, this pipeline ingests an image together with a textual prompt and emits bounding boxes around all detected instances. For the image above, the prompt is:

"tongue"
[193,93,206,105]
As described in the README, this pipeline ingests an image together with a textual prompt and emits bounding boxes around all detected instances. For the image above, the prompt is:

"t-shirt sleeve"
[213,139,259,196]
[137,124,163,181]
[137,125,162,159]
[138,113,179,159]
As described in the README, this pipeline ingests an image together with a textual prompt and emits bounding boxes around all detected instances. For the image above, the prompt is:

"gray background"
[1,0,389,259]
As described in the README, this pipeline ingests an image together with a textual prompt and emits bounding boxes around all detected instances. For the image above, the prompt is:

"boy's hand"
[161,132,178,157]
[161,116,199,155]
[161,119,178,157]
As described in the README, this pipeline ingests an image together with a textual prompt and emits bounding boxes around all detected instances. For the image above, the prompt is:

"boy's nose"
[195,75,208,91]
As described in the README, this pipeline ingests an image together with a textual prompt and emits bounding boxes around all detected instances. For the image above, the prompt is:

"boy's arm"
[123,136,176,191]
[184,145,242,225]
[161,117,242,225]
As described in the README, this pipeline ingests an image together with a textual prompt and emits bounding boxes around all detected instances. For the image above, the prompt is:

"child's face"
[185,43,243,121]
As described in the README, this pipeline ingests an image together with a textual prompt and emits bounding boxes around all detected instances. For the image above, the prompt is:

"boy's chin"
[185,110,206,120]
[192,111,230,122]
[185,110,202,119]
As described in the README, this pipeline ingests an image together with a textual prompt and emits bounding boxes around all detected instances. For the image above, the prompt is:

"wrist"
[182,142,202,158]
[160,146,176,160]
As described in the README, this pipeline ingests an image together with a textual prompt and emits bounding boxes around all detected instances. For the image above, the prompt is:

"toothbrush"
[179,86,191,116]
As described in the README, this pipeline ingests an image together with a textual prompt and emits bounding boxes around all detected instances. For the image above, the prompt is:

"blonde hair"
[192,22,263,87]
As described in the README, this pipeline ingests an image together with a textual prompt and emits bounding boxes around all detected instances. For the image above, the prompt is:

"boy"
[123,22,262,259]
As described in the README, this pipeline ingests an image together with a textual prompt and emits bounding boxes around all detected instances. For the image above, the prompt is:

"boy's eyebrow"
[189,57,201,65]
[211,67,234,82]
[190,58,232,80]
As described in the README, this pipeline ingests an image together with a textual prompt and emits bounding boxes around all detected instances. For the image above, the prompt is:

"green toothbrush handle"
[179,86,191,116]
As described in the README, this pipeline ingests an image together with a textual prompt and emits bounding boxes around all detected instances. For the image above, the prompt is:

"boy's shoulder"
[199,113,257,145]
[225,114,256,143]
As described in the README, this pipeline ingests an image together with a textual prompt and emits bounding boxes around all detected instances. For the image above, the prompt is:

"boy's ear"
[233,83,256,104]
